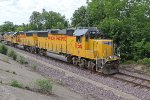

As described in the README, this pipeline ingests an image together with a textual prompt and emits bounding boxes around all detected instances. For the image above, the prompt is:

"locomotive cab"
[73,28,120,74]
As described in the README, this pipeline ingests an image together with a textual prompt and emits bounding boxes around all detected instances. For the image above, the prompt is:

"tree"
[29,11,43,30]
[41,9,68,29]
[0,21,15,32]
[71,6,88,27]
[29,9,68,30]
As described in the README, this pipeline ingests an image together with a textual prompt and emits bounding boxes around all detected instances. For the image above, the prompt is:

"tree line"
[0,0,150,61]
[0,9,68,32]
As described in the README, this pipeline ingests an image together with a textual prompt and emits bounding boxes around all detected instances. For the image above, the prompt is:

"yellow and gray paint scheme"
[3,27,120,74]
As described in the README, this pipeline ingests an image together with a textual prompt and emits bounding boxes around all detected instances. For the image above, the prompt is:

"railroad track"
[120,67,150,79]
[112,72,150,90]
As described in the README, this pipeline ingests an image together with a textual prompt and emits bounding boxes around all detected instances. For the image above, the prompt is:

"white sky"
[0,0,86,25]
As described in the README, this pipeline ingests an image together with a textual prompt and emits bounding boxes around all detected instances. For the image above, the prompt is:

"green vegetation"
[10,79,23,88]
[12,71,16,75]
[17,55,26,64]
[0,43,28,65]
[0,9,68,32]
[0,43,8,55]
[7,49,17,60]
[0,80,2,84]
[138,58,150,68]
[6,70,10,72]
[71,6,87,27]
[32,65,37,71]
[0,21,15,32]
[35,79,53,94]
[29,9,68,30]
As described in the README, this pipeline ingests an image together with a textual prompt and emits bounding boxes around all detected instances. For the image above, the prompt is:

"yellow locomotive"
[3,32,14,45]
[4,27,120,74]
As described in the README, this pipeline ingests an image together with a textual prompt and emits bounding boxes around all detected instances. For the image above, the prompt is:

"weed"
[10,79,23,88]
[17,56,26,64]
[12,71,16,75]
[0,80,2,84]
[137,58,150,72]
[138,58,150,68]
[7,49,17,60]
[35,79,53,94]
[6,70,10,72]
[32,65,37,71]
[0,43,8,55]
[122,60,136,64]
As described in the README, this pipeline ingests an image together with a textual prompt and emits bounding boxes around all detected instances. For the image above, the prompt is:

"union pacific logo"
[103,42,112,45]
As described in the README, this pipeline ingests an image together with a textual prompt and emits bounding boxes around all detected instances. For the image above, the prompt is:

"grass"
[32,65,37,71]
[35,79,53,94]
[7,49,17,60]
[122,60,136,64]
[0,43,8,55]
[122,58,150,73]
[17,55,26,64]
[0,80,2,84]
[6,70,10,72]
[0,58,10,64]
[12,71,16,75]
[10,79,23,88]
[137,58,150,71]
[9,79,53,95]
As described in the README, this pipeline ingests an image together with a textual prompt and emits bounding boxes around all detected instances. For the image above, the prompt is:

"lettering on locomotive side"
[48,36,67,41]
[75,43,82,48]
[19,35,26,38]
[48,36,55,40]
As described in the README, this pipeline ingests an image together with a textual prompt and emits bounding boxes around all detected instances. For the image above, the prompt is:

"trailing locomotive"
[3,27,120,74]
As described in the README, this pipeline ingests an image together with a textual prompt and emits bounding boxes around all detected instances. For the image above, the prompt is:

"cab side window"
[76,36,82,43]
[89,31,96,39]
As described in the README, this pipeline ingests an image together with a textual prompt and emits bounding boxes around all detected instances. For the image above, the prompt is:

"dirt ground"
[0,53,94,100]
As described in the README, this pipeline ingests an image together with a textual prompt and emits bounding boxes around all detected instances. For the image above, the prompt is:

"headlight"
[109,56,112,59]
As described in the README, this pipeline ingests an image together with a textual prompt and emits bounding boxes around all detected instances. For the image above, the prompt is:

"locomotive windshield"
[89,31,101,39]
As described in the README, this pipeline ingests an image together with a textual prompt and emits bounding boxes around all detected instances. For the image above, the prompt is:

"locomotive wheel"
[67,56,73,64]
[72,57,78,65]
[43,50,47,56]
[87,61,95,71]
[79,59,85,68]
[31,47,34,53]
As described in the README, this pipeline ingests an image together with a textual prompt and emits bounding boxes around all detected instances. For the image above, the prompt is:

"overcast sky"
[0,0,86,25]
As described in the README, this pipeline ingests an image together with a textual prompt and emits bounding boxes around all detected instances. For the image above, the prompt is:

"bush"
[35,79,53,94]
[7,49,17,60]
[0,43,8,55]
[10,79,23,88]
[138,58,150,68]
[122,60,136,64]
[17,55,25,64]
